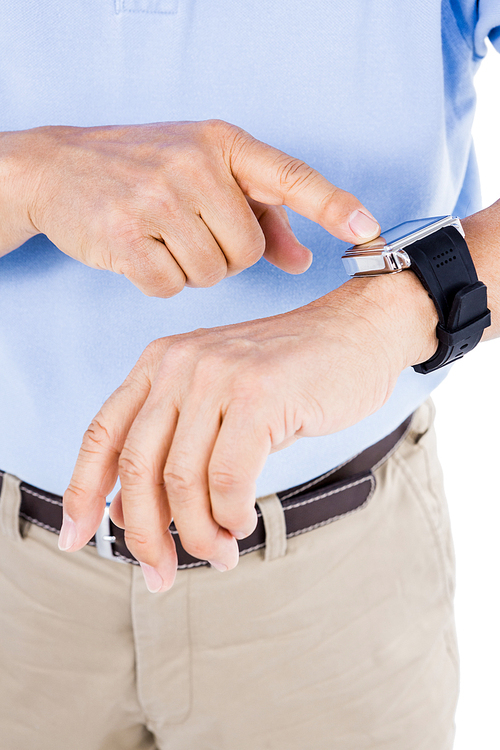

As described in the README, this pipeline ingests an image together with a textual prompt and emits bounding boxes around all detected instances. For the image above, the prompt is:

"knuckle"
[108,222,146,264]
[129,176,183,217]
[209,467,241,495]
[159,337,200,372]
[192,350,221,380]
[63,479,88,504]
[234,234,265,269]
[154,188,183,219]
[81,417,116,455]
[123,528,164,567]
[203,268,227,288]
[113,240,150,279]
[163,466,200,499]
[155,276,186,299]
[200,118,239,143]
[124,527,150,551]
[227,370,267,402]
[275,155,316,196]
[212,503,249,531]
[200,119,251,169]
[189,260,227,288]
[118,447,153,485]
[134,338,166,383]
[317,187,343,223]
[119,243,186,298]
[63,478,106,518]
[206,259,228,286]
[142,337,165,362]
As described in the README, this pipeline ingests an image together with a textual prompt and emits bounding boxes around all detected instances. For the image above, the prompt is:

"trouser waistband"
[0,413,413,568]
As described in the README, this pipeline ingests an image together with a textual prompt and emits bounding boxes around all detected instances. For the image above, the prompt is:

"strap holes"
[460,343,469,350]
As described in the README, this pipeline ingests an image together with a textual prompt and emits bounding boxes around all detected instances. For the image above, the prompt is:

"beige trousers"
[0,401,459,750]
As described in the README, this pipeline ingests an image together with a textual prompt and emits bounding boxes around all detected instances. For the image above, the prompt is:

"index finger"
[224,124,380,244]
[60,374,151,552]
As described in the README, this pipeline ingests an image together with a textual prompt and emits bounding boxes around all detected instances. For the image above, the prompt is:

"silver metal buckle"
[95,505,123,562]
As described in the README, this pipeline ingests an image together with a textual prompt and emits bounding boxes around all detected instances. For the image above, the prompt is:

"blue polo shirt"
[0,1,499,497]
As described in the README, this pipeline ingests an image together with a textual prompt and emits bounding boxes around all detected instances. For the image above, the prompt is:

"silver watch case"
[342,215,465,277]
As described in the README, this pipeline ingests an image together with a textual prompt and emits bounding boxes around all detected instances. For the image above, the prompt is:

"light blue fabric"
[0,1,498,497]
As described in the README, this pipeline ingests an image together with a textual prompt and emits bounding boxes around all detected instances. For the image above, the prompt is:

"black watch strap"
[406,226,491,374]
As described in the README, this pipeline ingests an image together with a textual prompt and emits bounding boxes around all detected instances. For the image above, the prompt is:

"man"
[0,2,499,748]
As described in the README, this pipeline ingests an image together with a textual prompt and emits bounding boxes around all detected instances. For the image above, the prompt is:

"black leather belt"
[0,414,412,569]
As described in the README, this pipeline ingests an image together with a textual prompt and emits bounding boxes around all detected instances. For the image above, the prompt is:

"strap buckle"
[437,309,492,348]
[95,505,124,562]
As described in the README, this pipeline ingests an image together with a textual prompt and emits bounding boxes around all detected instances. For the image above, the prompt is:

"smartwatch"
[341,215,491,374]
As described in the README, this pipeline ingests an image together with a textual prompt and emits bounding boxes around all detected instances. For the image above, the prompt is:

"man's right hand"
[0,120,380,296]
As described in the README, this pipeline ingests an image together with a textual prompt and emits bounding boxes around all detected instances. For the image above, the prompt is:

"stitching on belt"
[21,486,63,506]
[10,456,377,566]
[287,476,376,538]
[284,475,372,511]
[19,512,59,534]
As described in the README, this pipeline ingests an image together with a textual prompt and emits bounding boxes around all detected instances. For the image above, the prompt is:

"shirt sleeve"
[474,0,500,57]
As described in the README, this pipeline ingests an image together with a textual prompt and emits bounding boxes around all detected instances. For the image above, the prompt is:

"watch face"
[349,215,463,253]
[341,215,464,277]
[377,217,448,247]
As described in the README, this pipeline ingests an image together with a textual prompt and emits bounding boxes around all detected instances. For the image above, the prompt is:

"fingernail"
[208,560,228,573]
[58,514,77,551]
[348,210,380,240]
[231,530,248,540]
[140,562,164,593]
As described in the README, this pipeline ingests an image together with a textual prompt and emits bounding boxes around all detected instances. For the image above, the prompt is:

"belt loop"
[407,397,435,444]
[0,473,24,542]
[256,493,287,562]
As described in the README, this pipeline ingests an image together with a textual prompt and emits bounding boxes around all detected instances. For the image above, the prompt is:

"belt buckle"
[95,505,125,562]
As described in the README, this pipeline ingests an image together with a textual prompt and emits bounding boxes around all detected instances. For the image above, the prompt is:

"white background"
[432,40,500,749]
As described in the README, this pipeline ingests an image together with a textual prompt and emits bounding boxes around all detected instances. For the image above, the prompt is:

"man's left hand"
[61,275,437,591]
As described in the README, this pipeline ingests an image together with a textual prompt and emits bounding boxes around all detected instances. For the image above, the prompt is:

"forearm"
[0,129,41,255]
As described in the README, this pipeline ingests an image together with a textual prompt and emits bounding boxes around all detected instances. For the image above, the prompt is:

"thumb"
[227,127,380,244]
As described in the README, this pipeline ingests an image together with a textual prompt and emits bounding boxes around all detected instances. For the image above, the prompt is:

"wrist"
[462,205,500,341]
[0,129,43,255]
[314,271,439,373]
